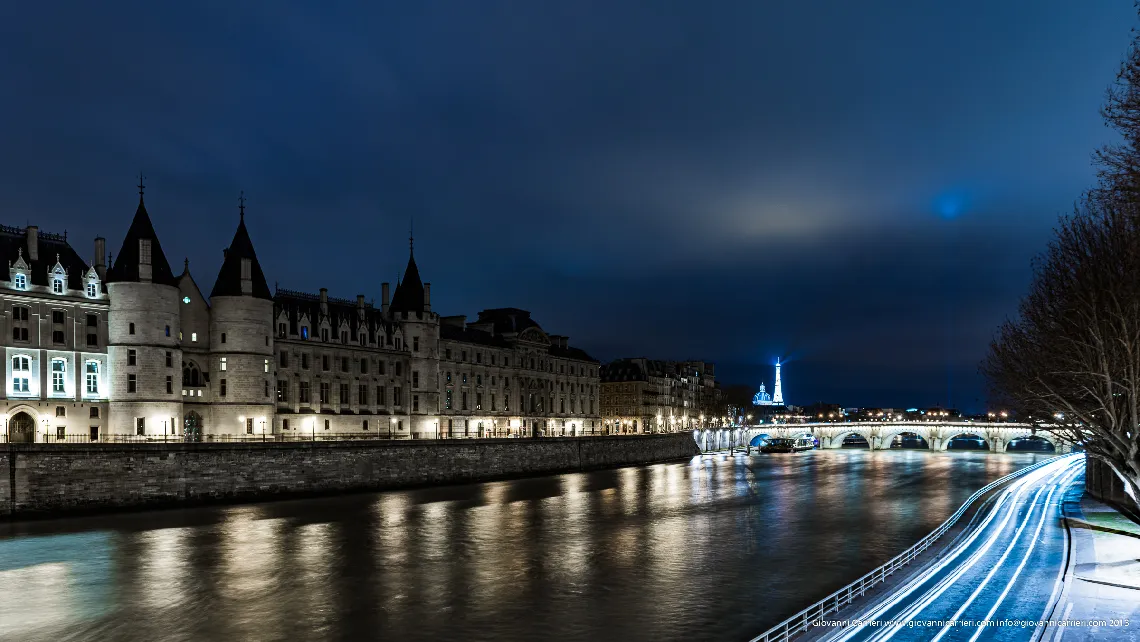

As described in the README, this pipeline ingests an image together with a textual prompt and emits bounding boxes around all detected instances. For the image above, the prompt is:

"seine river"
[0,449,1053,642]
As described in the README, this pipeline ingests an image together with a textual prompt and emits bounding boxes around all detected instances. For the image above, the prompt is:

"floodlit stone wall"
[0,431,700,516]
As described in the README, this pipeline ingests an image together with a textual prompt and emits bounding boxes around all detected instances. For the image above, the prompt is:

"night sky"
[1,2,1134,411]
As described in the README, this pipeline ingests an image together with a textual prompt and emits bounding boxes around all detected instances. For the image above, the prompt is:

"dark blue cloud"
[0,0,1133,409]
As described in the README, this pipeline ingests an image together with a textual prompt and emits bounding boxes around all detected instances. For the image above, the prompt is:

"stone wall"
[1085,456,1140,518]
[0,431,700,517]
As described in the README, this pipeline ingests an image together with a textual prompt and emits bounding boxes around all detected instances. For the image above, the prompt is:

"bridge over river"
[694,421,1073,453]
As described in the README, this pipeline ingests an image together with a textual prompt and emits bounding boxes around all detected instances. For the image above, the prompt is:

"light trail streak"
[966,464,1083,641]
[827,455,1081,642]
[828,461,1053,642]
[926,459,1079,642]
[868,465,1064,642]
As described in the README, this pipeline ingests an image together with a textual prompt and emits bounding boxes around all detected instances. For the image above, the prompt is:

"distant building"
[752,359,787,407]
[600,358,721,433]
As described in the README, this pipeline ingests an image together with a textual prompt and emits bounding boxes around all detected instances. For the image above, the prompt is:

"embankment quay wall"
[1,432,700,517]
[1085,456,1140,519]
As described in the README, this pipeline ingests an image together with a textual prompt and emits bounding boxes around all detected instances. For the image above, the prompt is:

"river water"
[0,449,1053,642]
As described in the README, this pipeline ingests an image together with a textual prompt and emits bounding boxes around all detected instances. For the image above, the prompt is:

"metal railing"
[749,454,1079,642]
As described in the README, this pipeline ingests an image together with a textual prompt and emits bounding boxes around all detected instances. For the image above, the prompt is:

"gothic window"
[301,326,309,339]
[182,362,201,387]
[51,358,66,393]
[52,278,64,294]
[139,239,152,265]
[14,273,26,289]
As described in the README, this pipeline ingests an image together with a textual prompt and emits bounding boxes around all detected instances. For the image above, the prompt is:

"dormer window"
[301,326,309,339]
[87,282,98,298]
[53,278,64,294]
[14,273,26,290]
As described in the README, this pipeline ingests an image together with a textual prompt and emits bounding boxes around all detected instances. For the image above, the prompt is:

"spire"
[210,196,271,299]
[389,237,425,313]
[409,217,414,256]
[106,181,178,286]
[772,358,784,405]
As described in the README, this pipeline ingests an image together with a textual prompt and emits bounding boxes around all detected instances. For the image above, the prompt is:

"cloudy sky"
[1,1,1134,410]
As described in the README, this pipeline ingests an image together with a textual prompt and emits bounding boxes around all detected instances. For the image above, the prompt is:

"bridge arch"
[942,432,990,451]
[1006,434,1057,452]
[882,429,930,449]
[824,429,871,449]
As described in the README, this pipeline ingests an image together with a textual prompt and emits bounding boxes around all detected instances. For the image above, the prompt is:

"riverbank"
[1,431,700,518]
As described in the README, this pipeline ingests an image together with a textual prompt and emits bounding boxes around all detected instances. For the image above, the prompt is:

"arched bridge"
[692,422,1071,454]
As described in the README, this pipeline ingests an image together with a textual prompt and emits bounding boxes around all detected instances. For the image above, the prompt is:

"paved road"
[818,454,1085,642]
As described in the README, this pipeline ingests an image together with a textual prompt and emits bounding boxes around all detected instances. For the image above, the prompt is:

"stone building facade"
[1,190,599,442]
[600,358,722,434]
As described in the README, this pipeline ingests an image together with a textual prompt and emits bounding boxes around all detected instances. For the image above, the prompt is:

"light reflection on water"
[0,450,1051,642]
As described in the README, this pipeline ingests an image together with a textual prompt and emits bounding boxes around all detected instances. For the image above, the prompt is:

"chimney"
[94,237,106,280]
[424,283,431,312]
[319,288,328,314]
[381,282,390,315]
[357,294,365,308]
[240,258,252,295]
[26,226,38,262]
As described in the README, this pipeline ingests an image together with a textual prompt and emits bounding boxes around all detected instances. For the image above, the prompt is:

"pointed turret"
[210,193,271,299]
[390,231,426,313]
[106,179,178,286]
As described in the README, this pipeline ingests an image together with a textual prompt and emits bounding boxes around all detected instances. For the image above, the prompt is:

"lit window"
[87,282,98,298]
[220,357,227,371]
[85,361,99,394]
[53,279,64,294]
[264,359,270,373]
[302,326,309,339]
[182,296,191,304]
[191,332,197,342]
[52,359,66,393]
[12,355,31,393]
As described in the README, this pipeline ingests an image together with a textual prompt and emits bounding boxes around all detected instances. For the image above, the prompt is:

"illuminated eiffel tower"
[772,358,784,405]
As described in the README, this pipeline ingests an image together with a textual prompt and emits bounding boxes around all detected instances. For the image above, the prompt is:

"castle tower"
[106,180,183,437]
[208,195,275,436]
[772,358,784,405]
[388,232,440,437]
